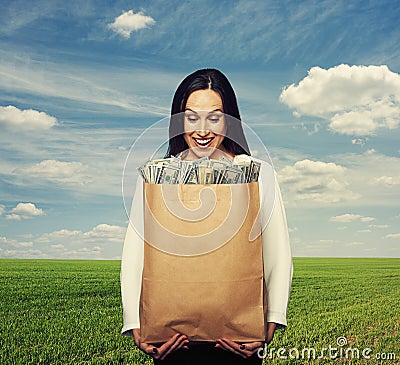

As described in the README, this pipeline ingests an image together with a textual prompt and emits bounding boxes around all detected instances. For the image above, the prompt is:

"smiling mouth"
[193,137,214,148]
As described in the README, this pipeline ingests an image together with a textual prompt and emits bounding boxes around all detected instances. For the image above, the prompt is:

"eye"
[208,114,222,123]
[185,114,199,123]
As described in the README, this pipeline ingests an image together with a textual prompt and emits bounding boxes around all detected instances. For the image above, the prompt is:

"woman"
[121,69,293,364]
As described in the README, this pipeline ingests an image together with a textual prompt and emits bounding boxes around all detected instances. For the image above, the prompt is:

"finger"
[160,335,189,360]
[215,340,232,353]
[162,338,189,360]
[219,338,245,351]
[162,335,189,359]
[220,338,262,351]
[153,333,180,354]
[242,343,264,356]
[242,341,264,352]
[156,333,181,354]
[140,342,159,357]
[219,338,259,358]
[216,339,246,358]
[157,334,187,358]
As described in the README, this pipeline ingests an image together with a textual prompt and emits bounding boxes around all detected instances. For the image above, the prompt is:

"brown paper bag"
[140,181,267,344]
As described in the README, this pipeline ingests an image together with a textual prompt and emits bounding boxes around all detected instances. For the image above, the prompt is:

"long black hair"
[165,68,250,158]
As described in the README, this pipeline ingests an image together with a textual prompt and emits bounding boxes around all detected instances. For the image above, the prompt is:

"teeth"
[195,138,212,145]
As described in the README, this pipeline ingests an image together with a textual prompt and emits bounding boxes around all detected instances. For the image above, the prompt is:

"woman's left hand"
[215,338,264,359]
[215,322,277,358]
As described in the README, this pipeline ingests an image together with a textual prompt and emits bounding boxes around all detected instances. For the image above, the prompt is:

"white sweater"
[120,156,293,336]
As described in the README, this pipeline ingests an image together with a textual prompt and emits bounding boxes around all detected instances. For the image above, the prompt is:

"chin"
[191,146,216,157]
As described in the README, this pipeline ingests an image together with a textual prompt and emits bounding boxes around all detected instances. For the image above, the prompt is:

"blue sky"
[0,0,399,259]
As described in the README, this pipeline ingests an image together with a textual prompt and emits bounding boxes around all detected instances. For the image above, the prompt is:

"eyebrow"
[184,108,223,114]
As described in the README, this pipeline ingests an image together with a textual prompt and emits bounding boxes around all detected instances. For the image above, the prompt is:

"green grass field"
[1,258,399,364]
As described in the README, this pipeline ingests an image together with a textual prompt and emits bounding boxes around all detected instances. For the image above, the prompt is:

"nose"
[196,129,210,137]
[196,115,210,135]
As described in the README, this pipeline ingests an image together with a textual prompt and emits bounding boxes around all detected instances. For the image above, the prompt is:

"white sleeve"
[260,166,293,329]
[120,176,144,336]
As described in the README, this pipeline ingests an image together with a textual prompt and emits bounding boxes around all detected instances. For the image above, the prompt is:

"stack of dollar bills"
[138,155,261,184]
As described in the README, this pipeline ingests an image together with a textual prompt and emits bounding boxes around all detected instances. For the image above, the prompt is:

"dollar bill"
[159,164,180,184]
[249,160,261,183]
[138,155,260,184]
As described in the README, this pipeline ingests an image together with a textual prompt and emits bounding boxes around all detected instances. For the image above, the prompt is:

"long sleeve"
[120,176,145,336]
[259,161,293,330]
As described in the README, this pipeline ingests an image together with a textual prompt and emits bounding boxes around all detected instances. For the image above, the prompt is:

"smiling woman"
[120,68,293,365]
[166,69,251,159]
[182,89,229,160]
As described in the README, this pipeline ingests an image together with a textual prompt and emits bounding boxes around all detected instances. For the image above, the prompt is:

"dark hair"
[165,68,250,158]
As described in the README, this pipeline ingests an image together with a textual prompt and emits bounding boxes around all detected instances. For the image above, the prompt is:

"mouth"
[193,137,214,148]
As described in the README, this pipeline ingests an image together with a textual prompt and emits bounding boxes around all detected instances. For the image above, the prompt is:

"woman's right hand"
[132,329,189,360]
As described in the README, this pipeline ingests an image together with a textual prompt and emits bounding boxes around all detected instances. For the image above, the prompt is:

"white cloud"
[346,241,365,246]
[369,224,389,229]
[63,246,102,256]
[51,244,65,249]
[21,223,126,259]
[371,175,400,186]
[332,150,400,208]
[329,110,377,135]
[83,224,125,243]
[0,205,5,215]
[0,248,45,258]
[108,10,155,38]
[358,216,376,222]
[5,214,22,221]
[15,159,89,185]
[36,224,125,245]
[36,229,81,243]
[330,214,375,223]
[0,236,33,247]
[283,159,345,175]
[280,64,400,136]
[319,239,336,244]
[278,159,358,203]
[0,105,57,132]
[351,138,367,146]
[385,233,400,239]
[16,241,33,247]
[21,233,34,238]
[6,214,21,221]
[6,203,44,220]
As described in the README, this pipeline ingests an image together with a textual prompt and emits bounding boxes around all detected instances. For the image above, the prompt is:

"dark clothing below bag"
[153,343,263,365]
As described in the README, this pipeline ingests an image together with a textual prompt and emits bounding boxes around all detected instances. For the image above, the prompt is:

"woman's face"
[183,89,231,160]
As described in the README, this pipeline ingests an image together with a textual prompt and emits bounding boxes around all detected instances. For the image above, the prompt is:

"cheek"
[184,122,195,133]
[210,120,226,136]
[183,132,192,145]
[213,134,225,148]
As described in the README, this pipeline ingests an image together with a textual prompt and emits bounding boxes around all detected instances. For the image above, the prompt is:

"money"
[138,155,261,184]
[249,160,261,183]
[159,164,180,184]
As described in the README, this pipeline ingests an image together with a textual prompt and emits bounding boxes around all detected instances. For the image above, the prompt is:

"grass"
[0,258,399,364]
